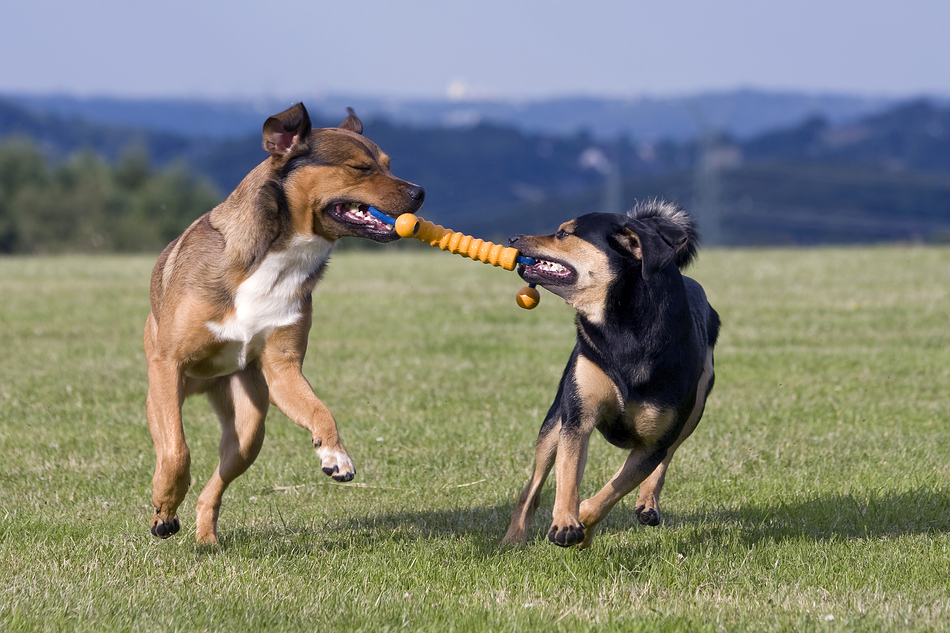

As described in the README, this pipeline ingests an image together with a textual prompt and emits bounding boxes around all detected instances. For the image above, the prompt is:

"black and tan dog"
[501,200,720,549]
[144,104,424,544]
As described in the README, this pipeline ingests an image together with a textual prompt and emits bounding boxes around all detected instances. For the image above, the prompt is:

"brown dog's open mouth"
[518,257,577,286]
[327,201,398,240]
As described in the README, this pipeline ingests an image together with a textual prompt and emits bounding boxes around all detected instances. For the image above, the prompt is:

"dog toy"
[368,207,541,310]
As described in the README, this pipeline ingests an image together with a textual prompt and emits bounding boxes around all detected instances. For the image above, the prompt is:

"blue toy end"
[367,206,396,227]
[515,255,538,267]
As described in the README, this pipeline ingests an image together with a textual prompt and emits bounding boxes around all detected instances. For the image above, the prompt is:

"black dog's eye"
[556,229,570,239]
[348,164,372,173]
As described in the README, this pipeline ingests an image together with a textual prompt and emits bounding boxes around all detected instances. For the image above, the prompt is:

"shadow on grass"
[671,486,950,544]
[213,501,515,557]
[209,486,949,558]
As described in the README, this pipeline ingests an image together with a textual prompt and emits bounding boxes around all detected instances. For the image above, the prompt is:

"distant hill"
[476,99,950,244]
[0,98,339,194]
[5,89,902,142]
[743,100,950,174]
[1,92,948,247]
[0,96,640,222]
[0,97,191,165]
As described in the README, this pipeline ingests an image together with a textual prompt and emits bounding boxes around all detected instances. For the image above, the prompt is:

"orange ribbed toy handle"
[395,214,520,271]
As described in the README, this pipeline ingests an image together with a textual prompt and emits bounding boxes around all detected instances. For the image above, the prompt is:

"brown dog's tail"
[627,199,699,269]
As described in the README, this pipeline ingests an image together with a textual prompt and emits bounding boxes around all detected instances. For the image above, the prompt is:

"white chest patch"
[205,236,334,373]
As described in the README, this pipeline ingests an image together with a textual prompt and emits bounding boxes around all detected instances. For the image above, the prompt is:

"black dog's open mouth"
[327,202,398,241]
[518,257,577,286]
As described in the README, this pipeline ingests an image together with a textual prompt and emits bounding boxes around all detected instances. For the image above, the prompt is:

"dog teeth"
[340,203,394,230]
[344,203,371,221]
[537,260,568,274]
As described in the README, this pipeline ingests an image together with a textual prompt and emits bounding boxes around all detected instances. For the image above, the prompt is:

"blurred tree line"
[0,139,220,254]
[2,96,947,251]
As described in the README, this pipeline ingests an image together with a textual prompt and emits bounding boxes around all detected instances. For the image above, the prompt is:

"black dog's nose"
[509,234,524,246]
[406,185,426,203]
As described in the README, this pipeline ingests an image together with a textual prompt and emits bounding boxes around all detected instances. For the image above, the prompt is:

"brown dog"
[501,202,719,549]
[144,104,424,544]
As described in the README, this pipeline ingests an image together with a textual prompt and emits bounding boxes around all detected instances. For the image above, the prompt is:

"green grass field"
[1,247,948,632]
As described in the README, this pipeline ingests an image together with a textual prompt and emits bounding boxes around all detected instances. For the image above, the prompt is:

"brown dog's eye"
[556,229,569,239]
[348,164,372,173]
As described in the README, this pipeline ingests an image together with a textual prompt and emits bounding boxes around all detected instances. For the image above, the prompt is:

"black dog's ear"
[643,215,690,256]
[262,103,312,159]
[338,107,363,134]
[615,218,686,280]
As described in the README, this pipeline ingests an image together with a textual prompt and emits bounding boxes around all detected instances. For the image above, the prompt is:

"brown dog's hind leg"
[500,418,561,547]
[195,368,269,545]
[146,359,191,539]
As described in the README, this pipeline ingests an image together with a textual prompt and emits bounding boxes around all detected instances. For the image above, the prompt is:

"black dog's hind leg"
[577,448,666,548]
[633,345,715,528]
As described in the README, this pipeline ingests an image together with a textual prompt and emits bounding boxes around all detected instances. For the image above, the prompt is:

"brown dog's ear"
[615,219,684,280]
[338,107,363,134]
[262,103,312,159]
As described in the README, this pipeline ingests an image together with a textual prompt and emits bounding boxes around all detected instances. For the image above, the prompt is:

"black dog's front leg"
[500,415,561,547]
[546,353,618,547]
[547,424,593,547]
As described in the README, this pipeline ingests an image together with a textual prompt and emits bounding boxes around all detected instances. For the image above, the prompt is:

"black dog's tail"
[627,199,699,269]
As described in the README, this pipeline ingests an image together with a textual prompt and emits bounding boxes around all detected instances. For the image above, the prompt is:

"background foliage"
[1,94,948,251]
[0,139,219,253]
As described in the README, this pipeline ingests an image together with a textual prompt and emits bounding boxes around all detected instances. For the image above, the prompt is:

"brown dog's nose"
[509,234,524,246]
[406,185,425,203]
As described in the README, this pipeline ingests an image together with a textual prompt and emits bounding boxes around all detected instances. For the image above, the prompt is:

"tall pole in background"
[693,130,726,246]
[579,146,623,216]
[689,97,735,246]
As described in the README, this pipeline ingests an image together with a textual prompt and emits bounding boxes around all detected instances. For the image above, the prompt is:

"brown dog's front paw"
[150,516,181,539]
[548,522,585,547]
[635,504,661,526]
[316,446,356,482]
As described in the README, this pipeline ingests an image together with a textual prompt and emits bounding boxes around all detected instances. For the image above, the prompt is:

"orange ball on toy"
[395,213,420,238]
[516,285,541,310]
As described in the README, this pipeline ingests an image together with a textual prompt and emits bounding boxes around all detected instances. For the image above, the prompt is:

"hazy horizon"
[3,1,947,102]
[3,85,939,107]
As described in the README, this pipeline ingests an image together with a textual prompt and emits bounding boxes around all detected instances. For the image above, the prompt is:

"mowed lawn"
[0,246,948,632]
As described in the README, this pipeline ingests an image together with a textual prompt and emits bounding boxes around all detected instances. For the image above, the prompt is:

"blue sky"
[2,0,948,100]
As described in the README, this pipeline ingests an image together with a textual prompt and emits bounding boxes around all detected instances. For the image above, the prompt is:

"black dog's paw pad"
[635,505,661,526]
[548,523,585,547]
[151,517,181,539]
